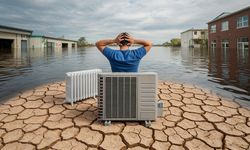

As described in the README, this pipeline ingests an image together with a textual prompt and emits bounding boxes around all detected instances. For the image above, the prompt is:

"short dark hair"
[120,32,129,36]
[120,32,129,46]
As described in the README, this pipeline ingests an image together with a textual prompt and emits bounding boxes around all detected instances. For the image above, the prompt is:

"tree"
[77,37,88,47]
[163,41,171,46]
[170,38,181,47]
[163,38,181,47]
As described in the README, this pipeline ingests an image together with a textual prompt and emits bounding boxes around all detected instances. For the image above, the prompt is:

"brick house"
[207,6,250,49]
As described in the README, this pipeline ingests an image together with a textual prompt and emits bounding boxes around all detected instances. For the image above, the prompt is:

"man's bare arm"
[96,34,122,52]
[134,39,152,52]
[95,39,115,52]
[126,35,152,52]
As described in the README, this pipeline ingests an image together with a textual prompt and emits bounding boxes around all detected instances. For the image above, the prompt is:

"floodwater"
[0,46,249,106]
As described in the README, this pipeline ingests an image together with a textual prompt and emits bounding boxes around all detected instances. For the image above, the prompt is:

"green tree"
[77,37,88,47]
[170,38,181,47]
[163,41,171,47]
[163,38,181,47]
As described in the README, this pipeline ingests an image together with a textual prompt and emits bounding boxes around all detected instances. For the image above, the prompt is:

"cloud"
[0,0,249,44]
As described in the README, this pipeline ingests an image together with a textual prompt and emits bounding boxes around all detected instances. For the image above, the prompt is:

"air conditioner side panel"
[138,75,157,120]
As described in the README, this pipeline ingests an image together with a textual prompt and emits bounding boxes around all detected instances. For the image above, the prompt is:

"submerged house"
[207,6,250,49]
[0,25,32,52]
[30,35,77,49]
[181,29,208,48]
[0,24,77,52]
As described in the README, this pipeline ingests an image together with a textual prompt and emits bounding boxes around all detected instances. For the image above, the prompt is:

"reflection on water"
[0,46,249,106]
[208,48,250,98]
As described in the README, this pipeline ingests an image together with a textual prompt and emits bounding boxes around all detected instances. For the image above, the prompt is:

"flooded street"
[0,46,249,106]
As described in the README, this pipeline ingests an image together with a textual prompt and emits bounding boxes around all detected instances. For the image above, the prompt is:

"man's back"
[102,46,147,72]
[95,32,152,72]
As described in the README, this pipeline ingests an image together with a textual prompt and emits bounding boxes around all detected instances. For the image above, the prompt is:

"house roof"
[0,24,33,33]
[207,6,250,24]
[212,12,231,21]
[31,35,77,42]
[181,28,208,34]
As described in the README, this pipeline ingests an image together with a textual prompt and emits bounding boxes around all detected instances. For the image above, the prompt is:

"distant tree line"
[77,37,94,47]
[163,38,181,47]
[77,36,182,47]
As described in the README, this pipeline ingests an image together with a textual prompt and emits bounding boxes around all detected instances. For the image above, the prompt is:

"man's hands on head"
[119,33,152,52]
[96,32,152,52]
[114,34,123,46]
[96,33,128,52]
[125,35,135,46]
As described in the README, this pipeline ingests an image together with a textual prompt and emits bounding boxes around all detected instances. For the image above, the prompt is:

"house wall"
[30,37,45,48]
[193,30,208,39]
[0,32,30,49]
[181,30,208,48]
[30,37,77,49]
[181,31,193,48]
[208,8,250,48]
[47,39,76,48]
[0,26,77,53]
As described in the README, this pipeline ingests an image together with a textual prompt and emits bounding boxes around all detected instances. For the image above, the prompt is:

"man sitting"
[95,32,152,72]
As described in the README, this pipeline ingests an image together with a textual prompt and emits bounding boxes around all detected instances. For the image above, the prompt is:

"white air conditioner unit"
[98,72,159,126]
[65,69,102,105]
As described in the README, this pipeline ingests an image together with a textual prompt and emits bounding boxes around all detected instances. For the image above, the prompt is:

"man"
[95,32,152,72]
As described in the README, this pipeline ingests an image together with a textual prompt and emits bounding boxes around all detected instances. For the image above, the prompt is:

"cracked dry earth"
[0,81,250,150]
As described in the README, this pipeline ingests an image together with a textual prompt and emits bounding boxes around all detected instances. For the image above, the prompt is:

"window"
[211,40,216,48]
[194,31,197,35]
[221,21,229,31]
[201,31,205,35]
[221,39,229,48]
[210,25,216,33]
[237,15,249,28]
[238,37,249,43]
[237,37,249,50]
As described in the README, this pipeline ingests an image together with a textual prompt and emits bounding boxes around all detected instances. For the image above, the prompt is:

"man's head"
[118,32,131,49]
[119,32,130,46]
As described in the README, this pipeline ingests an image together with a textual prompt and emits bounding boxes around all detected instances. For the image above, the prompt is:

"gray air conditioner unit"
[98,72,159,126]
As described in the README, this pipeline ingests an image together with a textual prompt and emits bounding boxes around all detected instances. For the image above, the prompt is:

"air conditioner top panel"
[66,69,102,76]
[98,72,157,76]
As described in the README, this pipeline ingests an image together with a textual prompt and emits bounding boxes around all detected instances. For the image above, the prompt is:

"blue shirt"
[103,46,147,72]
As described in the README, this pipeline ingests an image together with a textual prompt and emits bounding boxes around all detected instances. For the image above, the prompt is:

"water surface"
[0,46,249,106]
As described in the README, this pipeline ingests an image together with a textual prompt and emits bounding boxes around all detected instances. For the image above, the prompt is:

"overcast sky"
[0,0,249,44]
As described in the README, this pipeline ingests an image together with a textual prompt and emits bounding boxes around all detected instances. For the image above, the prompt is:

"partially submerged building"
[0,25,32,52]
[30,35,77,49]
[181,29,208,48]
[0,24,78,52]
[207,6,250,49]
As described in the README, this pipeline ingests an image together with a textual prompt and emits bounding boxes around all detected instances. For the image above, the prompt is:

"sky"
[0,0,249,44]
